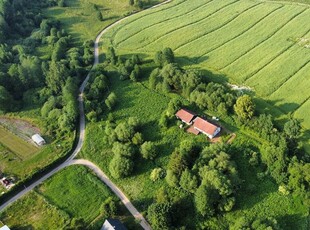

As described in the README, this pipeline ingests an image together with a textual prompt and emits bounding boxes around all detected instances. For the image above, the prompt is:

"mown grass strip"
[221,9,310,83]
[246,45,310,96]
[133,0,242,51]
[115,0,215,48]
[199,5,306,69]
[174,3,281,57]
[107,0,188,44]
[268,61,310,114]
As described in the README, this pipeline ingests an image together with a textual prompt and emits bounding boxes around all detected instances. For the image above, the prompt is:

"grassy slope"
[101,0,310,153]
[79,65,309,228]
[0,166,139,229]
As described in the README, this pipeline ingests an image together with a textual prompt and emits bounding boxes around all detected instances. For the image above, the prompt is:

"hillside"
[101,0,310,152]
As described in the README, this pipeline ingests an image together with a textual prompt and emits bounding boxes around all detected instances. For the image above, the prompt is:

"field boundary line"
[137,0,241,51]
[198,7,306,69]
[186,3,283,60]
[115,0,215,48]
[268,60,310,97]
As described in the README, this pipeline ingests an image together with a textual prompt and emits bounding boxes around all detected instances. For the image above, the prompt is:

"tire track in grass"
[115,0,215,48]
[174,2,274,53]
[135,0,241,51]
[268,59,310,98]
[197,7,307,70]
[241,10,310,83]
[108,0,185,44]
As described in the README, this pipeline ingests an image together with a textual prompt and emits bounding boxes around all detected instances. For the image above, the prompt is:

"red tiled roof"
[176,109,196,124]
[193,117,218,135]
[187,126,200,135]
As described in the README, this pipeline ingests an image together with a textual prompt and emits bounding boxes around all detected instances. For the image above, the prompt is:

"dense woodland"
[0,0,94,137]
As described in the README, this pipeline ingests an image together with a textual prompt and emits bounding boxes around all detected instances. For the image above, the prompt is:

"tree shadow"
[277,214,309,229]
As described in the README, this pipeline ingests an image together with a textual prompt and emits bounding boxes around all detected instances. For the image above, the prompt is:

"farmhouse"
[175,109,196,125]
[193,117,221,139]
[101,219,127,230]
[31,134,46,146]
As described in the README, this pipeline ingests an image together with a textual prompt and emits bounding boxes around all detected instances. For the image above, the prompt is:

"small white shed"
[31,134,46,146]
[0,225,11,230]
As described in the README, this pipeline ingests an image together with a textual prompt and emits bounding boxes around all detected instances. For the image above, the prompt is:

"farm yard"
[101,0,310,151]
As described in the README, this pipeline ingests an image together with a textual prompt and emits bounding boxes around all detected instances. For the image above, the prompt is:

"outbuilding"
[31,134,46,146]
[0,225,11,230]
[193,117,221,139]
[101,219,127,230]
[175,109,196,125]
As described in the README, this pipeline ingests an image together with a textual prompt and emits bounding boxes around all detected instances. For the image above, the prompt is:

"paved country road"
[0,0,172,229]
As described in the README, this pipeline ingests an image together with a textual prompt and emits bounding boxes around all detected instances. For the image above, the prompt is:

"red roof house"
[193,117,221,139]
[176,109,196,125]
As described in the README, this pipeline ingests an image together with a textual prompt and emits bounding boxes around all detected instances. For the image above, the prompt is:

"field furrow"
[174,3,282,58]
[221,9,310,83]
[115,0,215,48]
[118,0,242,51]
[199,5,306,70]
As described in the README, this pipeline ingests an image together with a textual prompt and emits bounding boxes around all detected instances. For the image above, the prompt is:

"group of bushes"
[103,117,157,179]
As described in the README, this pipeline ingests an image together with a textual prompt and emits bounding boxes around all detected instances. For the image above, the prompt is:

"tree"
[194,185,215,217]
[0,85,13,112]
[106,47,117,65]
[58,0,65,7]
[96,11,103,21]
[234,95,255,120]
[147,203,171,230]
[132,132,143,145]
[284,119,300,139]
[105,92,117,110]
[114,122,134,142]
[140,141,157,160]
[109,155,134,179]
[112,142,135,158]
[180,169,198,193]
[129,0,134,6]
[150,168,165,182]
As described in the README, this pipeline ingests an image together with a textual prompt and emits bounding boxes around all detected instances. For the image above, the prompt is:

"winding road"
[0,1,173,229]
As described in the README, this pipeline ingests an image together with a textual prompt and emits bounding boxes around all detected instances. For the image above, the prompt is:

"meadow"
[0,166,139,229]
[101,0,310,151]
[0,126,38,159]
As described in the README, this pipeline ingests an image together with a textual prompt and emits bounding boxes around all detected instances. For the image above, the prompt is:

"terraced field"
[101,0,310,150]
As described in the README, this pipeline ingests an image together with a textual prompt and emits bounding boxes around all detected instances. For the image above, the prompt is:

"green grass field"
[101,0,310,151]
[0,166,139,229]
[0,126,38,159]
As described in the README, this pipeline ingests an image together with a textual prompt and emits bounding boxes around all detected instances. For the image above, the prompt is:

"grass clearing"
[0,126,38,159]
[0,166,139,229]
